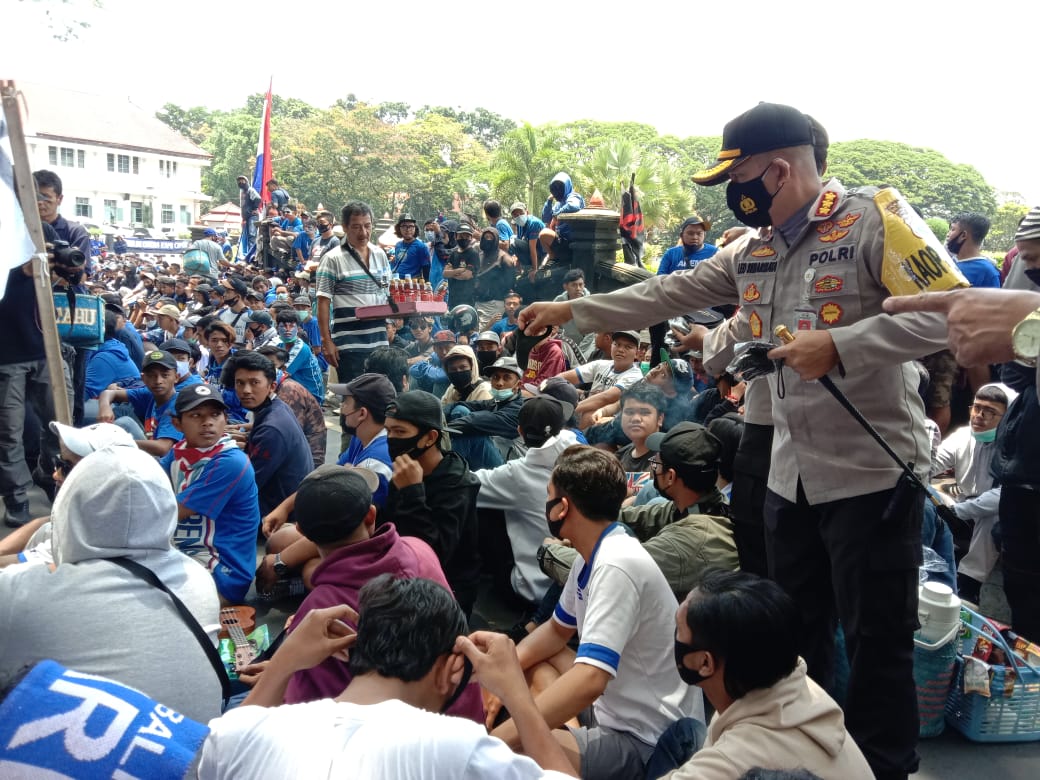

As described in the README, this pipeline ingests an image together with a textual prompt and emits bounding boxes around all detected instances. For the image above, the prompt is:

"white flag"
[0,104,37,300]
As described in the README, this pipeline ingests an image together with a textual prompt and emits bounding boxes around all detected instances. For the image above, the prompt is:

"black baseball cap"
[523,376,579,408]
[646,422,722,467]
[692,103,816,186]
[174,383,228,415]
[141,349,177,371]
[164,338,192,357]
[295,465,380,545]
[385,390,459,434]
[329,373,397,413]
[519,396,574,446]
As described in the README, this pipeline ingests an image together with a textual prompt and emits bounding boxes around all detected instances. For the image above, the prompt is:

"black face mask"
[440,656,473,713]
[318,224,331,233]
[653,471,673,501]
[674,633,710,686]
[476,351,498,371]
[447,370,472,390]
[456,238,472,249]
[387,432,433,461]
[946,233,966,257]
[224,297,239,307]
[480,236,497,253]
[1025,267,1040,287]
[726,162,782,228]
[545,497,565,539]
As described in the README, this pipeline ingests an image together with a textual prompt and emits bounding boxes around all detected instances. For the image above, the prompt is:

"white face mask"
[514,214,528,228]
[175,360,190,377]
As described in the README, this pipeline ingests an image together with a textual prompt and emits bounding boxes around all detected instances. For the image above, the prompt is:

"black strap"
[343,242,398,314]
[109,557,232,705]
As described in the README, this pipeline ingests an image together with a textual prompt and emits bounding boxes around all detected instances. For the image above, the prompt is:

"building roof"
[19,81,211,160]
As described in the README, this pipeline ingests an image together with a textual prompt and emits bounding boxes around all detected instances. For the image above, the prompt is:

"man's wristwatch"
[272,553,289,578]
[1011,307,1040,366]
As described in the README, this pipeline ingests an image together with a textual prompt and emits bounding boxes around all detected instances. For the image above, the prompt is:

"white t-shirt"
[199,698,572,780]
[575,360,644,395]
[553,524,703,744]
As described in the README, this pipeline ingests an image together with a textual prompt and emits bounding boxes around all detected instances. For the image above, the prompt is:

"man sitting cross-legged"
[258,373,396,597]
[489,445,702,779]
[270,465,480,722]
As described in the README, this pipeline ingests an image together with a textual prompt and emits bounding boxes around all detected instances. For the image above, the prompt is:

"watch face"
[1014,318,1040,359]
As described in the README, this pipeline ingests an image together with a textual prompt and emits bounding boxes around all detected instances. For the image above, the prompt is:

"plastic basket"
[945,606,1040,742]
[914,624,960,738]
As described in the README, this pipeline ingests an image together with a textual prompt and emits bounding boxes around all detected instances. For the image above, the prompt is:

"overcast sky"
[4,0,1037,203]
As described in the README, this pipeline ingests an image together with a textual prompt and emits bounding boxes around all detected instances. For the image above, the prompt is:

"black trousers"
[730,422,773,577]
[1000,485,1040,641]
[765,481,922,780]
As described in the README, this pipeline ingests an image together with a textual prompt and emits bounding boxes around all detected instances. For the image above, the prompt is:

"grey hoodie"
[0,446,222,722]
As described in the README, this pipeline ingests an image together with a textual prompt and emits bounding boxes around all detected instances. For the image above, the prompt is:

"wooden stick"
[1,80,71,424]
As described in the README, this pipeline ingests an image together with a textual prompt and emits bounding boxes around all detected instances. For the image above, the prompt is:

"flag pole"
[0,80,71,424]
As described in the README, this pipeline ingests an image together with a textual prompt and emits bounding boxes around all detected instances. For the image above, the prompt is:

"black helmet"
[446,304,479,336]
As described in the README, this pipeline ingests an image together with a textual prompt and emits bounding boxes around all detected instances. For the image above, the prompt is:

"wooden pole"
[1,80,71,425]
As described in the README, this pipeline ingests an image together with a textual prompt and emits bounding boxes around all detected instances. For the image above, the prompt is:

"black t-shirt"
[616,443,654,473]
[446,246,479,306]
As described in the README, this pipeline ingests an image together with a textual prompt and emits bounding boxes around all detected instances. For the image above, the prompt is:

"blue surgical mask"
[490,387,516,402]
[296,310,309,323]
[971,428,998,443]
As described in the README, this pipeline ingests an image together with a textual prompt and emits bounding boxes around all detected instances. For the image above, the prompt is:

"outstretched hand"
[883,288,1040,366]
[517,301,573,335]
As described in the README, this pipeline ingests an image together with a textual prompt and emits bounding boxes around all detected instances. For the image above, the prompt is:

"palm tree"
[579,138,690,229]
[491,124,564,212]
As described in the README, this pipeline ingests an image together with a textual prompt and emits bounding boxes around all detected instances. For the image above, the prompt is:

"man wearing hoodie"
[475,226,518,329]
[279,466,473,718]
[669,570,872,780]
[540,172,585,264]
[449,356,526,471]
[380,391,482,618]
[521,328,568,388]
[930,382,1017,602]
[85,311,142,402]
[441,344,493,405]
[0,444,223,724]
[474,396,577,607]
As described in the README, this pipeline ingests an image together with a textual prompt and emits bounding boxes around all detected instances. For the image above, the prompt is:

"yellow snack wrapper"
[875,187,970,296]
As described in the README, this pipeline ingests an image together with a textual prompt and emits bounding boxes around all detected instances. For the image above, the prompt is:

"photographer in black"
[34,170,93,428]
[0,220,68,527]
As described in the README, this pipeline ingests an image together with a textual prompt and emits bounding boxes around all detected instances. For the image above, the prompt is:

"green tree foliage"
[577,138,690,229]
[986,202,1030,254]
[153,95,1001,240]
[155,103,212,145]
[826,140,997,220]
[491,124,564,213]
[415,106,517,149]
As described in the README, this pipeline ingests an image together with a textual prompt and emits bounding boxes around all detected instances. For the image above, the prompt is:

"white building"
[19,81,211,235]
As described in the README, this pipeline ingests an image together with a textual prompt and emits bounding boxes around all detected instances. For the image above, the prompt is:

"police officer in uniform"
[518,103,968,780]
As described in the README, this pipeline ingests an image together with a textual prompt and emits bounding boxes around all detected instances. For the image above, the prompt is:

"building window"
[77,150,85,168]
[161,204,174,224]
[117,155,130,174]
[131,201,143,224]
[180,205,191,225]
[75,197,92,218]
[48,146,57,165]
[132,156,140,175]
[107,154,114,172]
[60,148,75,167]
[173,161,178,175]
[104,199,118,223]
